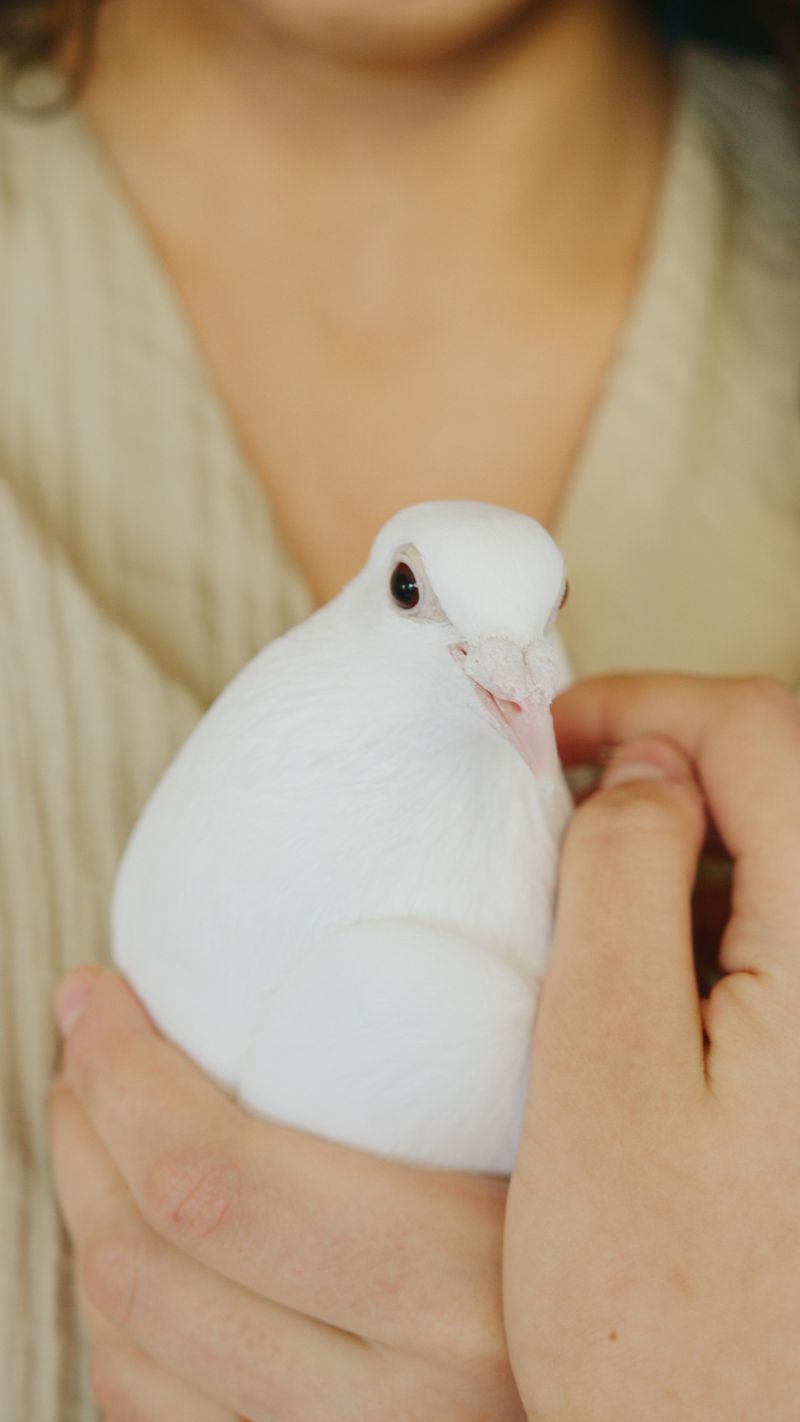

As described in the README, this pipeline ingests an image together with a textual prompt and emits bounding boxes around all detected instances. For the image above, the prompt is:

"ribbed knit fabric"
[555,53,800,681]
[0,44,798,1422]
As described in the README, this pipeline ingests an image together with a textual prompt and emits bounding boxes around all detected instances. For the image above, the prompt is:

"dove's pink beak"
[470,682,560,780]
[451,638,561,781]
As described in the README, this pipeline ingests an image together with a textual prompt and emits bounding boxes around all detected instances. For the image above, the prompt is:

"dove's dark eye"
[390,562,420,610]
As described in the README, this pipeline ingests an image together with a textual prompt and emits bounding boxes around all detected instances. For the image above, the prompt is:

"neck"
[82,0,672,281]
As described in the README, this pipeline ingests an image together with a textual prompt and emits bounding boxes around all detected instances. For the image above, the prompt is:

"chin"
[255,0,534,64]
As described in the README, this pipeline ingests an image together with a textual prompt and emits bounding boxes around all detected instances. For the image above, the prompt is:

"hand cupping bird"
[112,501,573,1173]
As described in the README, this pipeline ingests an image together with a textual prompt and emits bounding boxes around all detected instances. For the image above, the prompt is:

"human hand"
[505,674,800,1422]
[49,968,526,1422]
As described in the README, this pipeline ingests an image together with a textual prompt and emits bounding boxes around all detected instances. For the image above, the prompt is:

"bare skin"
[80,0,673,601]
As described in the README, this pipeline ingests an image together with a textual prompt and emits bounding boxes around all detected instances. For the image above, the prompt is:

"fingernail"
[55,976,91,1036]
[601,760,672,788]
[601,740,690,790]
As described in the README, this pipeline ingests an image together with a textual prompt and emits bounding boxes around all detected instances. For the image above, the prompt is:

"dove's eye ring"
[390,561,421,610]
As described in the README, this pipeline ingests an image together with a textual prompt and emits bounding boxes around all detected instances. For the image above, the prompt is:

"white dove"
[112,500,574,1174]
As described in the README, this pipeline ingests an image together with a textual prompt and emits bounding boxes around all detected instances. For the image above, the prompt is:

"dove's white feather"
[112,501,573,1172]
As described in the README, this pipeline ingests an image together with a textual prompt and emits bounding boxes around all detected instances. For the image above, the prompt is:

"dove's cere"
[112,501,573,1173]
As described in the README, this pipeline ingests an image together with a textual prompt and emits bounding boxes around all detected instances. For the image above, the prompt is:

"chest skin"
[79,61,663,605]
[107,212,630,604]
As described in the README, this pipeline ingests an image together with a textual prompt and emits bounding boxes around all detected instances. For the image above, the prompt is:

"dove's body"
[112,502,573,1173]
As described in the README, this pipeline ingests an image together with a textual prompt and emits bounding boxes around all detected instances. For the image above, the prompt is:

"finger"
[533,736,707,1120]
[49,1075,390,1422]
[567,760,729,861]
[57,968,506,1357]
[86,1318,236,1422]
[553,674,800,961]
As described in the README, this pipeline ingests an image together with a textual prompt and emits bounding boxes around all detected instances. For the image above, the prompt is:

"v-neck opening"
[33,44,698,616]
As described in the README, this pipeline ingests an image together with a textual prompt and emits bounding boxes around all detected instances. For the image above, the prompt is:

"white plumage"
[112,501,574,1173]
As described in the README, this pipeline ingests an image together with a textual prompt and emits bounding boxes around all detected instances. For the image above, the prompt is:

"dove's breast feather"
[112,583,573,1159]
[237,919,537,1173]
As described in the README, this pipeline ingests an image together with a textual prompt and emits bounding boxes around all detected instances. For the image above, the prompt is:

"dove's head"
[362,501,568,781]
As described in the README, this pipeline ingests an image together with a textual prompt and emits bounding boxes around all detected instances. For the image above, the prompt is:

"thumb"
[533,737,708,1121]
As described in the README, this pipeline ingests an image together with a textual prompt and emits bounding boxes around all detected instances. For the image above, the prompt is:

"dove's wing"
[236,918,537,1174]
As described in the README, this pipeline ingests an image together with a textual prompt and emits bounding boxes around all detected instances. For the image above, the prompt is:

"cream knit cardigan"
[0,44,798,1422]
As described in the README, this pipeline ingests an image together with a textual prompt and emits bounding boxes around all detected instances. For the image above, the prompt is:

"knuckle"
[80,1224,146,1329]
[141,1145,244,1248]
